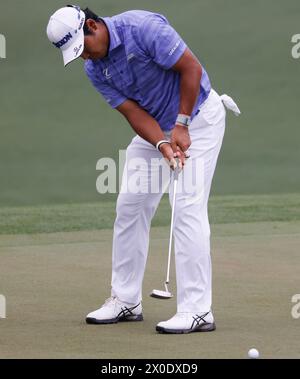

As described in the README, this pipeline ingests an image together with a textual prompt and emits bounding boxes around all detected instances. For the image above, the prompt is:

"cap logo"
[74,44,82,57]
[73,5,81,18]
[53,32,73,49]
[78,17,85,30]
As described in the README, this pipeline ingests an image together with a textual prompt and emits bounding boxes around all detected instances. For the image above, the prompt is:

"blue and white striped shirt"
[85,10,211,131]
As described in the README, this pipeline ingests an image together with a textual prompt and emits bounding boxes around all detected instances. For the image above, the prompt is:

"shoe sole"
[86,314,144,325]
[156,322,216,334]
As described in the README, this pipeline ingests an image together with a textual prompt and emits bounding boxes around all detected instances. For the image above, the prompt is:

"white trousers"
[111,89,227,313]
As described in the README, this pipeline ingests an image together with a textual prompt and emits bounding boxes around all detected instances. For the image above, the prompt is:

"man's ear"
[86,19,98,33]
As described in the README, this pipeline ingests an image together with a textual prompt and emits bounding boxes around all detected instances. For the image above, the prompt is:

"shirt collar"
[100,17,122,54]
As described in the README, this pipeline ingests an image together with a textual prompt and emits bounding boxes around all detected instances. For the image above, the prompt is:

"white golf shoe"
[156,311,216,334]
[86,296,143,325]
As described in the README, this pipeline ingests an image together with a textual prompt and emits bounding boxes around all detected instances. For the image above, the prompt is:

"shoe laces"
[171,313,188,320]
[103,296,118,308]
[176,312,191,317]
[176,312,209,319]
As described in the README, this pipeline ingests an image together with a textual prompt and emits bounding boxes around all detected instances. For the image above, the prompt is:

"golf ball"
[248,348,260,359]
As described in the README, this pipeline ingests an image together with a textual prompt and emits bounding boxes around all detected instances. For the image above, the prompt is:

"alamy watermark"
[96,151,205,202]
[0,34,6,59]
[0,294,6,319]
[291,34,300,59]
[291,294,300,319]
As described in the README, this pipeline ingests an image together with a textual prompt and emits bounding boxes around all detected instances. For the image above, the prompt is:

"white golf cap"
[47,5,85,67]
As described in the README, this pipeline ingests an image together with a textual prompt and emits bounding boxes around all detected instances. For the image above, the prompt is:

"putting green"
[0,221,299,359]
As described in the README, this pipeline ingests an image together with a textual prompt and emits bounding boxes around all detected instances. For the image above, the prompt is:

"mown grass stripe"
[0,193,299,235]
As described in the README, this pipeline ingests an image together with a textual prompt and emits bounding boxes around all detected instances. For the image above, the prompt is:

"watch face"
[177,115,191,127]
[183,117,191,126]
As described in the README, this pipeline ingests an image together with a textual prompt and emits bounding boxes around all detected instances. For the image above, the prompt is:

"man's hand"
[159,143,178,170]
[171,124,191,168]
[116,100,192,170]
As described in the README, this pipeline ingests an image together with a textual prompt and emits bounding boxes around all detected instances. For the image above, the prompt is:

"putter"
[150,165,179,299]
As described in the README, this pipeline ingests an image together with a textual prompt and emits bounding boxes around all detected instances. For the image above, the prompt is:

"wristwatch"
[176,114,191,128]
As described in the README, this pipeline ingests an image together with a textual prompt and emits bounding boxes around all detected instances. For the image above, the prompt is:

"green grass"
[0,0,300,206]
[1,221,300,358]
[1,193,299,235]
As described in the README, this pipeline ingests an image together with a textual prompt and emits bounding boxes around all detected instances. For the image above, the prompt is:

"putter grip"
[174,167,179,181]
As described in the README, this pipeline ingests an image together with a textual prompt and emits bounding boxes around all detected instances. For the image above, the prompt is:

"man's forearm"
[172,49,203,117]
[178,65,202,116]
[129,113,166,147]
[119,100,165,147]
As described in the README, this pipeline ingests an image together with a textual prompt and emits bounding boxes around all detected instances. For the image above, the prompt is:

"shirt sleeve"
[84,62,127,109]
[138,14,187,70]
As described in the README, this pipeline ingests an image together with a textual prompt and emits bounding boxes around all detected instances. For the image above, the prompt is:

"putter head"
[150,289,173,299]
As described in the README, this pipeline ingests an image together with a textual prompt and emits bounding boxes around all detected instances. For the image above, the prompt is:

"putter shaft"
[165,168,179,286]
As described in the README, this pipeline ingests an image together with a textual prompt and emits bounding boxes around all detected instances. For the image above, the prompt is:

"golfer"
[47,5,240,334]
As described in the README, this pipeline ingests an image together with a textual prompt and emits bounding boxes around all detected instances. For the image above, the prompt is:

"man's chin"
[90,53,105,60]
